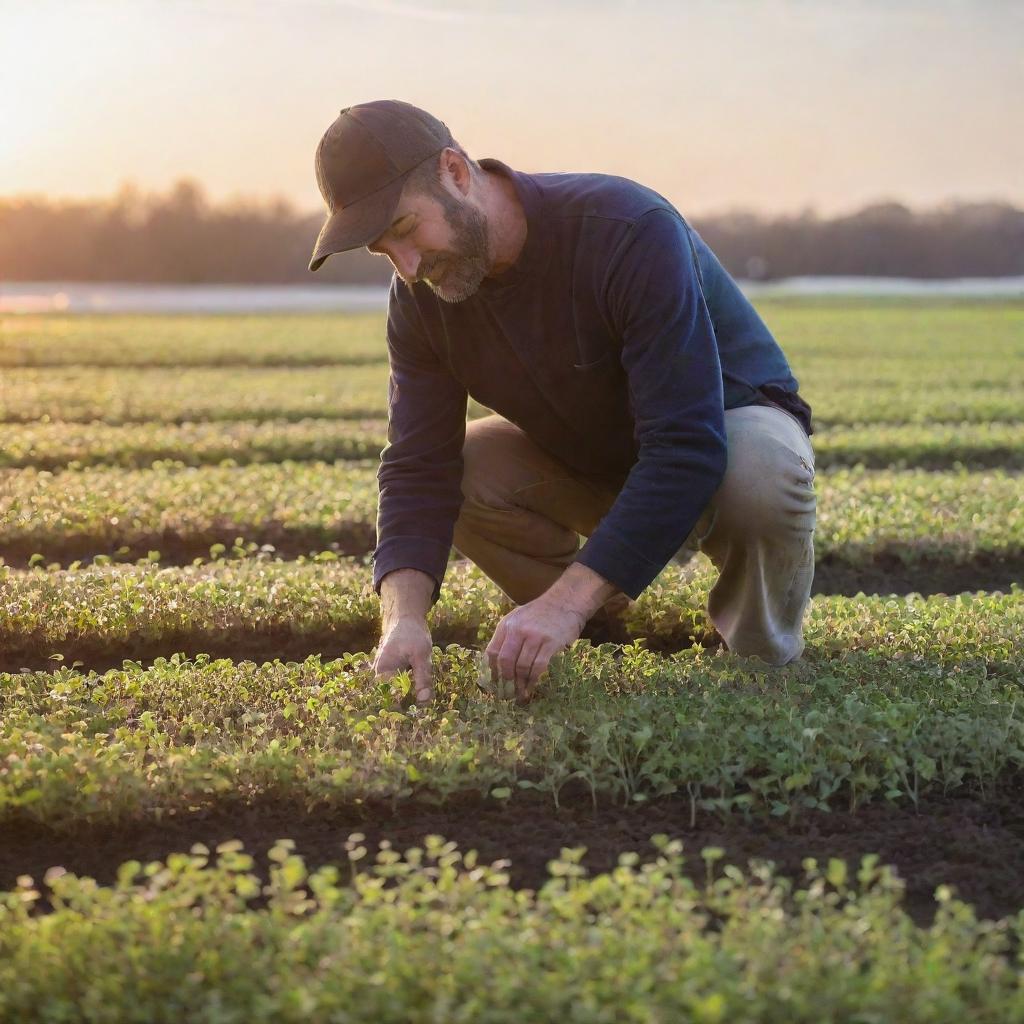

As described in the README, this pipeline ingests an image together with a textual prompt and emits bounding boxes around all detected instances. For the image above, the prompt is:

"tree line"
[1,178,1021,284]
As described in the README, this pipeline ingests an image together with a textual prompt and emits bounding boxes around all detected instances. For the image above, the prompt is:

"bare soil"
[812,551,1023,597]
[4,776,1022,928]
[0,524,377,570]
[2,532,1021,600]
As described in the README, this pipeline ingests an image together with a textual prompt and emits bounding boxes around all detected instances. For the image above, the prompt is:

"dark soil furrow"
[2,539,1021,595]
[812,551,1024,596]
[5,776,1023,927]
[0,623,486,675]
[0,524,377,569]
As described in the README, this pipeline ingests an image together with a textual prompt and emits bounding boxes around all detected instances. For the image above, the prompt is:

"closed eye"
[367,221,414,255]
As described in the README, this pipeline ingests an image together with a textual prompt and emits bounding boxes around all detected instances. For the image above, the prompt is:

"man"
[309,99,816,706]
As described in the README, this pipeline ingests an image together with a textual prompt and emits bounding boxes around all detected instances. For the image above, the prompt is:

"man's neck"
[482,168,528,277]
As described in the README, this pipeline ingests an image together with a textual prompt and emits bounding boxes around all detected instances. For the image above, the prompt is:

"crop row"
[0,460,381,565]
[2,557,1021,674]
[4,303,1020,379]
[2,837,1021,1022]
[1,462,1021,568]
[4,417,1024,472]
[765,300,1023,385]
[0,313,390,367]
[0,365,392,424]
[805,421,1024,469]
[2,366,1023,427]
[2,599,1021,826]
[0,418,389,470]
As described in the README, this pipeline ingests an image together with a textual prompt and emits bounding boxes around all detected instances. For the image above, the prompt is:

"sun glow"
[1,0,1021,215]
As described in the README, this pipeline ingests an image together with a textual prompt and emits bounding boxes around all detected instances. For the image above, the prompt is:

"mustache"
[422,258,445,278]
[412,257,448,285]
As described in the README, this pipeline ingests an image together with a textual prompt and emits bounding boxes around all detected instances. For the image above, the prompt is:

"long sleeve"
[372,276,469,605]
[573,209,728,599]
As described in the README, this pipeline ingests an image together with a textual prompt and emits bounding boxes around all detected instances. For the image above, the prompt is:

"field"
[1,300,1023,1019]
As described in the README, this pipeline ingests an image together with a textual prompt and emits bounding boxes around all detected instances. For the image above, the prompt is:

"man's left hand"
[485,597,587,704]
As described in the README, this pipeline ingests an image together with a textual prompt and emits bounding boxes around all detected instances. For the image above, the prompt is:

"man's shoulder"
[529,168,680,228]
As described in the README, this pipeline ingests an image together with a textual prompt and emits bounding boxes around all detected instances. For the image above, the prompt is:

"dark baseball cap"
[308,100,455,272]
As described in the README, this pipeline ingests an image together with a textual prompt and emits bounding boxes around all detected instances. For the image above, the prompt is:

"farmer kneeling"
[308,100,817,705]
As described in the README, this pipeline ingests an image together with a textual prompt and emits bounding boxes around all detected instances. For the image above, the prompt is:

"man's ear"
[441,148,472,196]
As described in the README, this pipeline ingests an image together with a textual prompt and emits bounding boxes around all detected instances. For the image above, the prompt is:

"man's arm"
[380,567,435,628]
[534,561,619,623]
[373,275,469,604]
[573,207,728,598]
[371,277,468,703]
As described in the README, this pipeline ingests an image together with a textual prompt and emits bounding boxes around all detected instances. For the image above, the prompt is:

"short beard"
[417,189,491,303]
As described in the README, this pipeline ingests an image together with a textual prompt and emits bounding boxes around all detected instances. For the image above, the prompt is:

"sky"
[1,0,1021,219]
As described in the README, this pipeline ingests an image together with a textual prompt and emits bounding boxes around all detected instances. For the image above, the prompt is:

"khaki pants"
[451,405,817,666]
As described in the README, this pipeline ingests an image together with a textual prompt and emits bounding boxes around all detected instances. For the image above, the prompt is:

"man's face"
[365,178,491,303]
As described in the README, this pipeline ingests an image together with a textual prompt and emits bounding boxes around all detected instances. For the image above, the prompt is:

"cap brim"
[308,175,406,272]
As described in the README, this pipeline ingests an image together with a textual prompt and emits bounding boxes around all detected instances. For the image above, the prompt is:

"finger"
[524,641,561,702]
[514,636,544,696]
[485,619,508,683]
[412,650,433,704]
[373,651,403,678]
[496,631,523,689]
[372,642,394,675]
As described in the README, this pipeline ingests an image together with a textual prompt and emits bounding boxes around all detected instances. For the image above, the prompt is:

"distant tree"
[0,179,1021,284]
[694,199,1024,280]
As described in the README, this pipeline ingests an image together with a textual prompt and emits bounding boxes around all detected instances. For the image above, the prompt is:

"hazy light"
[1,0,1021,217]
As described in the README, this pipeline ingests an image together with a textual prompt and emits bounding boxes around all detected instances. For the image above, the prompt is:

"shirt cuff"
[572,530,668,600]
[372,536,452,606]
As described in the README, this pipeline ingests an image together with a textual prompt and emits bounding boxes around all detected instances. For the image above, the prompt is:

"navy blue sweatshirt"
[373,157,811,603]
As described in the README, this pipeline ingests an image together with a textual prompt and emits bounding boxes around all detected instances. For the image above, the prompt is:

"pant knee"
[711,439,816,542]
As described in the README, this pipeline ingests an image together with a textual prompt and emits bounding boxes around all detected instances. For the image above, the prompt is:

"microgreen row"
[2,371,1022,431]
[2,838,1021,1022]
[0,418,388,471]
[5,302,1021,383]
[1,557,1021,675]
[0,460,381,565]
[5,418,1024,472]
[0,365,393,424]
[3,630,1021,826]
[810,421,1024,469]
[3,463,1022,568]
[0,312,390,367]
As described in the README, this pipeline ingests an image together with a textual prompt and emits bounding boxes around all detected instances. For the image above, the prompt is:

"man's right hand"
[373,617,434,704]
[374,568,437,703]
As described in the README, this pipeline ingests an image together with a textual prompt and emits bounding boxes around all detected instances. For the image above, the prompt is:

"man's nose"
[389,243,420,282]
